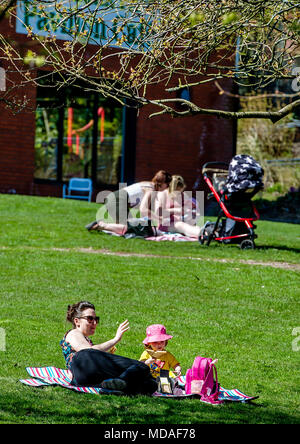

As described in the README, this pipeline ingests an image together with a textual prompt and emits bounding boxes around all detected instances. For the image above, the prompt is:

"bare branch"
[0,0,16,22]
[145,97,300,122]
[1,0,299,120]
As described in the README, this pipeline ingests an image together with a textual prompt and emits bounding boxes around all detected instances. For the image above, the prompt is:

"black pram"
[200,155,264,249]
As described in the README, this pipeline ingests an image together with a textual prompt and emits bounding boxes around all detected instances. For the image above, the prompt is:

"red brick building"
[0,9,237,199]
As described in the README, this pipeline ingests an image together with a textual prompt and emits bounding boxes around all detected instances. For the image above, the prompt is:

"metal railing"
[266,158,300,165]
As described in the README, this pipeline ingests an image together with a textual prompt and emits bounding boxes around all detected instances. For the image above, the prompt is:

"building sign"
[16,0,147,47]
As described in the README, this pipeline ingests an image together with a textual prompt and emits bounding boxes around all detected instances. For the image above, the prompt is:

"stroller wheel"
[240,239,255,250]
[199,221,213,246]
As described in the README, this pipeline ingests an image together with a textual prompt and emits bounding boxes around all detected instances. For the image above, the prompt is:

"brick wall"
[135,80,237,191]
[0,71,36,195]
[0,16,237,198]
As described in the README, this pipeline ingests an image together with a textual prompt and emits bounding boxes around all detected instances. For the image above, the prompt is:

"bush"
[237,96,299,190]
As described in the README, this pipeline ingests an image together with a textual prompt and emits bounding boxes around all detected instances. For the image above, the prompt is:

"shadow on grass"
[0,387,299,424]
[206,189,300,225]
[255,245,300,254]
[254,190,300,224]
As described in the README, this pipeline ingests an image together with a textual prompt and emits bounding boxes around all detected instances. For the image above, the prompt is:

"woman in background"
[86,170,172,229]
[86,175,204,239]
[154,175,203,239]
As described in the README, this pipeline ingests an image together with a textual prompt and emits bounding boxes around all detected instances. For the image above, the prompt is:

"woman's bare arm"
[66,320,130,353]
[140,190,161,223]
[92,320,130,352]
[139,190,152,218]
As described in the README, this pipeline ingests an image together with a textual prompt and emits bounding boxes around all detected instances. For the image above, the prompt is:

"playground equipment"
[67,107,105,157]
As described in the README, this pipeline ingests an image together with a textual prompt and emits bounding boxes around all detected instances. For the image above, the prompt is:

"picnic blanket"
[145,233,197,242]
[102,230,198,242]
[19,366,258,403]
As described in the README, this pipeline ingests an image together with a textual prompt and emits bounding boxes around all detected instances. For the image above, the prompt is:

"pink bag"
[185,356,223,404]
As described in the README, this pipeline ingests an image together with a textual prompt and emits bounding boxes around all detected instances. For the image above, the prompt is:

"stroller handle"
[202,161,229,175]
[202,161,229,170]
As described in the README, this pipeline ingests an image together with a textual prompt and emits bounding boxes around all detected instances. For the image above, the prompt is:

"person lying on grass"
[60,301,157,395]
[86,175,205,240]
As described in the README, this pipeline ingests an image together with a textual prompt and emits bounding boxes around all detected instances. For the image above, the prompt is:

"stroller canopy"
[225,155,264,194]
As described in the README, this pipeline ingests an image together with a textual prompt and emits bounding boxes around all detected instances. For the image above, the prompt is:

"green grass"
[0,194,299,424]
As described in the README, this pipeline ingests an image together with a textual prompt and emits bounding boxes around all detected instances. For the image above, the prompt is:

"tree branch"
[0,0,16,22]
[214,81,300,100]
[146,97,300,123]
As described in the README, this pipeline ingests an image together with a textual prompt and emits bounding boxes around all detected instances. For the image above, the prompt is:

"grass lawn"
[0,194,299,424]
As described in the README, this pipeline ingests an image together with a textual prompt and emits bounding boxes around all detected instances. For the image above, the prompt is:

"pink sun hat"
[143,324,173,345]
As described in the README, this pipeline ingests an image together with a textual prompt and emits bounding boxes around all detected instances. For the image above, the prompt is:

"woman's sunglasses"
[78,316,100,324]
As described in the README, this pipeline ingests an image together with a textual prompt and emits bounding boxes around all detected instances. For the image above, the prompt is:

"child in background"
[139,324,181,380]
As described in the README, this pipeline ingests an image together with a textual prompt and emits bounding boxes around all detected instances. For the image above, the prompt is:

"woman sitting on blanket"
[60,301,157,395]
[86,170,172,229]
[87,175,203,239]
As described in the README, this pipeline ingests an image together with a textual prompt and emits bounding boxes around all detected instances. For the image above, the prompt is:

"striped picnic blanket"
[20,367,258,403]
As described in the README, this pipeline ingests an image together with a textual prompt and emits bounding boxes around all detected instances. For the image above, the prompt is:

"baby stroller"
[200,155,264,249]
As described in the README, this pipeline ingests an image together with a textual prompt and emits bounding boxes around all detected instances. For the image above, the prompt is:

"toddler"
[139,324,181,380]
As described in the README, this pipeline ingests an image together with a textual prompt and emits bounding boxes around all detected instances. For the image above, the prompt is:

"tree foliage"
[0,0,300,120]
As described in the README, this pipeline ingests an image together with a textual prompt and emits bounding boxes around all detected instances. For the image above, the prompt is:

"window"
[35,105,60,180]
[34,76,124,186]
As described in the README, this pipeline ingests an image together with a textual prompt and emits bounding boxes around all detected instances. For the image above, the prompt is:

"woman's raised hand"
[115,319,130,342]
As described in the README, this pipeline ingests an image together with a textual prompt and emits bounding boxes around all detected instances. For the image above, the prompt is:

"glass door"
[62,95,123,185]
[62,96,94,180]
[34,80,124,186]
[96,105,123,185]
[34,105,60,180]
